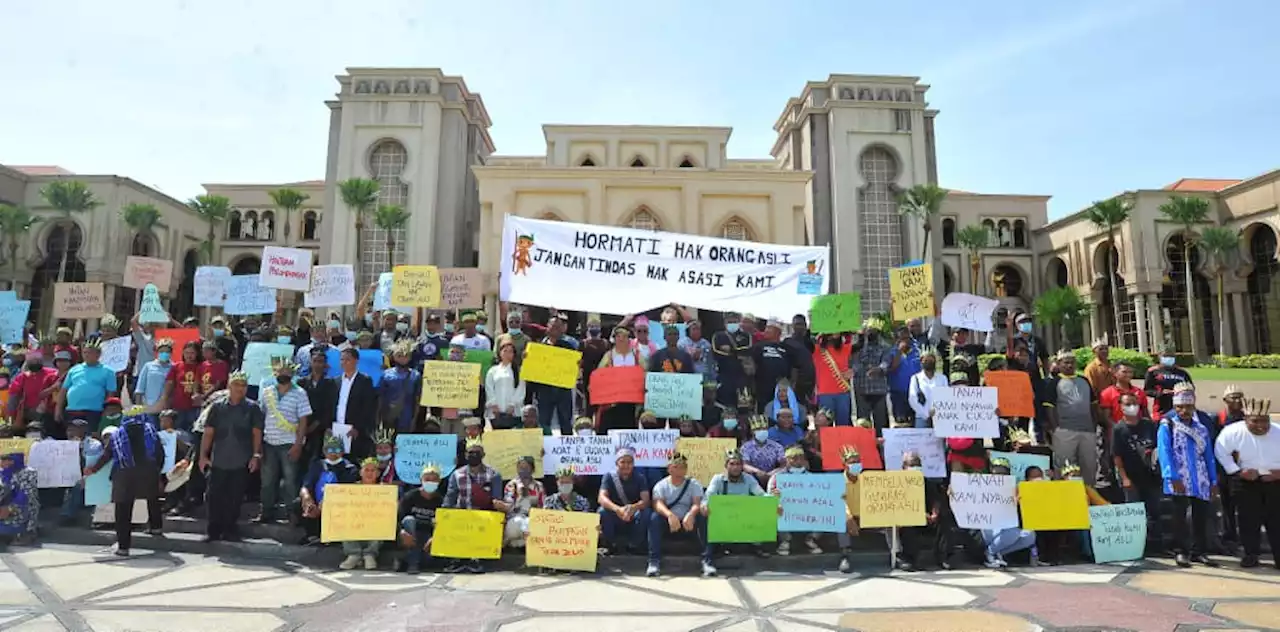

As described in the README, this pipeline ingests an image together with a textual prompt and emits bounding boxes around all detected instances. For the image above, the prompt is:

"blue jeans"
[599,507,649,551]
[537,388,573,436]
[983,527,1036,556]
[60,482,85,519]
[400,516,435,567]
[817,393,852,426]
[647,511,709,563]
[260,443,300,518]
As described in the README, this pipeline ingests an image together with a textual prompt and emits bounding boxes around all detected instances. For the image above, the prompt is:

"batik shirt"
[741,438,786,473]
[543,491,590,512]
[1157,409,1217,500]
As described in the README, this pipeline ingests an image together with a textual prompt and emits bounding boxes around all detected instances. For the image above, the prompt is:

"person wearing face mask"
[767,445,822,556]
[414,313,450,366]
[741,415,786,486]
[297,434,360,546]
[450,312,492,352]
[1214,397,1280,569]
[498,309,530,357]
[1042,350,1105,487]
[1111,391,1162,552]
[1099,361,1148,423]
[370,429,399,485]
[444,438,502,573]
[208,316,238,364]
[997,312,1048,380]
[254,360,311,524]
[335,458,389,570]
[908,347,948,429]
[980,457,1037,568]
[577,316,609,410]
[372,311,402,355]
[813,333,854,426]
[707,407,744,440]
[851,317,895,433]
[835,445,864,573]
[1145,341,1193,419]
[893,450,950,572]
[496,455,545,549]
[159,341,203,434]
[197,341,229,405]
[1157,381,1219,568]
[398,464,445,574]
[134,338,175,413]
[544,465,590,511]
[380,340,422,433]
[474,309,490,334]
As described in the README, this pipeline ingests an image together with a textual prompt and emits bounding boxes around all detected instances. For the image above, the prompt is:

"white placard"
[882,428,947,478]
[607,429,679,468]
[542,435,618,476]
[940,292,1000,333]
[259,246,313,291]
[500,214,831,318]
[92,499,150,524]
[372,272,411,312]
[305,265,356,308]
[194,266,231,306]
[223,275,277,316]
[931,386,1000,438]
[950,472,1019,530]
[29,440,81,488]
[330,423,353,454]
[99,335,132,373]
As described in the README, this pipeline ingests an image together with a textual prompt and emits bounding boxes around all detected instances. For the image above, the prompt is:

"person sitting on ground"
[769,407,806,448]
[646,452,707,577]
[544,466,590,512]
[443,438,502,573]
[297,434,359,546]
[982,456,1038,568]
[339,458,388,570]
[597,445,650,556]
[704,447,774,570]
[768,445,823,557]
[741,414,785,486]
[398,463,444,574]
[497,455,544,549]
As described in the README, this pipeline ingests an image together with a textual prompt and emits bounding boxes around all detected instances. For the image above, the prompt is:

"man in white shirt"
[1214,397,1279,569]
[907,348,948,428]
[450,312,493,351]
[331,348,376,460]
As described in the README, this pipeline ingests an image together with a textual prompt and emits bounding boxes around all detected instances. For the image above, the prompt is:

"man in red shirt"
[164,341,203,432]
[53,326,81,365]
[1099,361,1148,422]
[7,355,58,431]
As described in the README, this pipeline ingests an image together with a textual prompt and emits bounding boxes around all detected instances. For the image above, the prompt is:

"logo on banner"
[797,259,825,295]
[512,232,535,275]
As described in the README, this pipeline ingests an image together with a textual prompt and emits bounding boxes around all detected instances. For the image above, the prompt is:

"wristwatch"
[252,453,262,459]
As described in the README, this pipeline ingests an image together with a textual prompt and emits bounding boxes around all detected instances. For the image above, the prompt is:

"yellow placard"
[432,508,504,559]
[520,343,582,390]
[420,361,481,408]
[889,263,934,321]
[845,476,860,518]
[526,508,599,572]
[0,438,35,459]
[483,428,544,481]
[390,265,441,307]
[858,470,926,528]
[1018,480,1090,530]
[318,484,398,543]
[675,437,737,488]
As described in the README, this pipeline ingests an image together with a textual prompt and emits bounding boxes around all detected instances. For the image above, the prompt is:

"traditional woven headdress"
[271,357,300,373]
[784,444,806,459]
[637,410,658,423]
[1008,428,1032,446]
[228,370,250,384]
[553,464,576,479]
[360,456,379,468]
[100,314,122,330]
[862,316,886,332]
[989,456,1011,470]
[1054,348,1075,362]
[840,445,860,463]
[854,418,874,429]
[374,428,396,446]
[391,339,415,357]
[1243,397,1272,418]
[919,345,939,360]
[1172,381,1196,405]
[949,371,970,384]
[462,416,483,428]
[420,463,442,477]
[748,414,769,431]
[951,353,973,368]
[1091,335,1108,349]
[725,447,744,462]
[736,387,755,410]
[615,444,635,461]
[668,451,688,466]
[323,434,344,453]
[816,407,834,420]
[1060,461,1081,478]
[155,337,175,351]
[573,416,595,430]
[81,338,102,350]
[1223,384,1244,399]
[464,437,484,452]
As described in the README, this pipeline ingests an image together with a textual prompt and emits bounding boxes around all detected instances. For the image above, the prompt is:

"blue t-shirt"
[65,363,117,411]
[768,424,805,448]
[889,347,920,393]
[601,471,649,506]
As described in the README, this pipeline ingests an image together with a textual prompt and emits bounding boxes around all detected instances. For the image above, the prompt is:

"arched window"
[302,211,318,241]
[942,218,956,247]
[997,220,1012,247]
[626,208,660,231]
[721,218,752,241]
[990,264,1024,298]
[578,156,596,167]
[130,232,154,256]
[228,210,242,240]
[982,219,996,247]
[539,211,562,221]
[678,156,696,168]
[1047,257,1069,288]
[856,146,903,314]
[364,139,410,287]
[262,211,276,241]
[1013,220,1027,248]
[243,211,259,240]
[942,264,956,295]
[629,156,647,168]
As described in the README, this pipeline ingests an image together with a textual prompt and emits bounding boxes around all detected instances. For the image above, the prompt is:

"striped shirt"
[259,380,314,446]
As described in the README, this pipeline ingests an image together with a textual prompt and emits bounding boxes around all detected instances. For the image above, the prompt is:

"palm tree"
[955,224,989,294]
[187,195,231,265]
[0,204,41,293]
[1034,285,1091,348]
[896,184,948,262]
[268,188,310,242]
[1085,196,1133,346]
[339,178,380,279]
[1159,195,1212,360]
[372,204,411,269]
[39,180,99,283]
[1198,226,1239,362]
[120,202,162,254]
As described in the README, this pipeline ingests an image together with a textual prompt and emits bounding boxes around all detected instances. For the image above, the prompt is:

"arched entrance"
[1161,234,1214,353]
[1247,224,1280,353]
[1094,243,1134,347]
[171,249,200,322]
[30,223,85,328]
[231,256,261,276]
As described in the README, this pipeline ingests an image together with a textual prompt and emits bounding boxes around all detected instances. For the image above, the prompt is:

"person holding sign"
[379,341,422,432]
[338,458,391,570]
[596,325,642,433]
[297,435,359,546]
[813,334,853,427]
[497,455,545,549]
[597,445,651,555]
[646,452,709,577]
[1214,397,1280,569]
[544,465,591,512]
[397,463,445,574]
[1157,382,1219,568]
[741,415,785,487]
[443,438,502,573]
[82,407,166,556]
[704,447,772,566]
[834,445,864,573]
[980,456,1038,569]
[767,445,824,557]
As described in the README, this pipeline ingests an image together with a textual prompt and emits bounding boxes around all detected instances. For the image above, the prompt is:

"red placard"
[982,370,1036,418]
[589,366,646,406]
[154,328,203,354]
[819,426,883,471]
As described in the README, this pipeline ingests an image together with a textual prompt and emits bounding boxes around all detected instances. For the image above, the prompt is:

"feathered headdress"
[748,414,769,431]
[668,451,688,466]
[724,447,743,462]
[420,463,442,477]
[1054,348,1075,362]
[227,370,250,384]
[840,445,860,463]
[1091,335,1109,349]
[554,464,576,478]
[323,434,345,454]
[374,428,396,446]
[989,456,1011,470]
[1060,461,1081,478]
[784,444,806,459]
[1243,397,1272,418]
[81,338,102,351]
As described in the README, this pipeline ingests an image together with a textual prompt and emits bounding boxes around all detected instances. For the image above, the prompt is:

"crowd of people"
[0,296,1275,577]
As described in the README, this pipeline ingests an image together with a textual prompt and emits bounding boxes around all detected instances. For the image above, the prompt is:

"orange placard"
[983,370,1036,418]
[820,426,882,471]
[589,366,646,405]
[154,328,202,353]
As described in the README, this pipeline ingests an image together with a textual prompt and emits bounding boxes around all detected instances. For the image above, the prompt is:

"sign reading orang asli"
[500,214,830,318]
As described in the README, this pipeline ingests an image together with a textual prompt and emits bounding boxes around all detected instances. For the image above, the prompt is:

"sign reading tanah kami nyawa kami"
[499,215,830,319]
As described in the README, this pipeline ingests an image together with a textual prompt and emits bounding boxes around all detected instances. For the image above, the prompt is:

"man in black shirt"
[1144,341,1193,419]
[711,312,752,411]
[209,316,238,365]
[535,315,577,436]
[1111,391,1162,551]
[300,349,338,464]
[399,465,445,573]
[649,326,694,374]
[785,315,816,405]
[199,372,265,542]
[751,321,797,413]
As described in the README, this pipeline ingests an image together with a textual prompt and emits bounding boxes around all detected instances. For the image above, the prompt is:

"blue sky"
[2,0,1276,219]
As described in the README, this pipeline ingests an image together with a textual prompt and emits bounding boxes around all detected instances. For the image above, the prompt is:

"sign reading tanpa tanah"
[499,215,830,317]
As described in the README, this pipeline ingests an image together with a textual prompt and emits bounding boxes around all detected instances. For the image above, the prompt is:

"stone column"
[1089,304,1103,346]
[1133,294,1149,353]
[1148,295,1165,351]
[1231,293,1251,355]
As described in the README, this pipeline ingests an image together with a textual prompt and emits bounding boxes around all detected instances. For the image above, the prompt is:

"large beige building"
[3,67,1276,354]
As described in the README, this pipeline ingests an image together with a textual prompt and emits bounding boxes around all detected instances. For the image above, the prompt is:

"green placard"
[707,494,779,543]
[464,349,494,377]
[809,291,863,334]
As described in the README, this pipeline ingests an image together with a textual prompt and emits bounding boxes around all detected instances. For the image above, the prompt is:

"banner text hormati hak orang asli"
[499,215,831,318]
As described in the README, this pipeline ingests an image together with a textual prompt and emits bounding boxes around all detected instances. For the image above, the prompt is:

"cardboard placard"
[138,284,168,324]
[521,343,581,390]
[987,450,1052,482]
[259,246,313,291]
[99,336,132,372]
[124,256,173,293]
[819,426,882,470]
[0,294,30,345]
[857,470,926,528]
[808,292,863,334]
[889,263,934,321]
[607,429,679,468]
[589,366,646,406]
[482,428,543,481]
[439,268,483,309]
[154,328,202,355]
[304,264,355,308]
[643,372,702,419]
[1018,480,1090,531]
[882,428,946,477]
[240,342,296,385]
[1090,503,1147,563]
[319,484,399,543]
[982,370,1036,418]
[223,275,277,315]
[53,282,105,319]
[949,472,1019,530]
[526,508,599,572]
[391,265,441,307]
[940,292,999,333]
[775,472,846,533]
[675,437,736,487]
[29,440,81,488]
[707,494,779,543]
[420,360,481,408]
[431,509,504,559]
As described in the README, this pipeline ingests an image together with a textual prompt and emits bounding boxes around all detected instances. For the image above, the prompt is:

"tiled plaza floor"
[0,544,1277,631]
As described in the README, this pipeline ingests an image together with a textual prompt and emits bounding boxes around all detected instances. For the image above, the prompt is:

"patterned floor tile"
[986,581,1220,632]
[1212,602,1280,630]
[785,577,975,610]
[1129,570,1280,599]
[838,610,1042,632]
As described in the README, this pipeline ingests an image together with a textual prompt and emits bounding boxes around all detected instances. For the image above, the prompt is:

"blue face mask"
[328,319,342,330]
[345,331,357,342]
[789,466,807,474]
[376,453,392,462]
[476,324,486,333]
[276,336,291,344]
[212,328,225,337]
[754,429,769,443]
[1018,322,1033,334]
[445,325,455,334]
[847,463,864,475]
[1160,356,1176,367]
[727,323,740,334]
[723,418,738,431]
[158,351,171,363]
[422,481,439,493]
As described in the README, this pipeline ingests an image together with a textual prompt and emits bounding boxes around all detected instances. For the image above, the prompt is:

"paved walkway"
[0,544,1278,631]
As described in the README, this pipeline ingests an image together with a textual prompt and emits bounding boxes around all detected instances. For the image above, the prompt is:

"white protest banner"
[305,264,356,308]
[194,266,231,306]
[124,256,173,293]
[100,335,131,372]
[931,386,999,438]
[940,292,999,333]
[542,435,617,476]
[29,440,81,488]
[259,246,313,291]
[224,275,277,315]
[500,215,830,318]
[372,272,411,312]
[608,429,679,468]
[949,472,1019,530]
[882,428,946,478]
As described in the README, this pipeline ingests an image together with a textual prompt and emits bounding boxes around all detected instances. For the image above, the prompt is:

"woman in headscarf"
[0,450,40,544]
[497,455,545,549]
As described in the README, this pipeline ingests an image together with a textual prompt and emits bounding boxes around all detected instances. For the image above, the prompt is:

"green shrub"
[974,348,1153,375]
[1212,354,1280,369]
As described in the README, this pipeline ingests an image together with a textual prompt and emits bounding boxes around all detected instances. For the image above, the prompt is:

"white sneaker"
[983,552,1003,569]
[110,543,129,557]
[645,562,660,577]
[805,535,823,555]
[363,554,378,570]
[701,561,717,577]
[339,555,360,570]
[777,539,791,556]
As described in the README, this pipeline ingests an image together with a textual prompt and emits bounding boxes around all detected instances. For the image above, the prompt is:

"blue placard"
[987,450,1051,482]
[324,348,387,386]
[0,294,30,345]
[223,275,277,316]
[643,372,702,419]
[241,342,296,385]
[139,284,168,324]
[647,322,687,350]
[1089,502,1147,563]
[84,455,112,507]
[394,434,457,484]
[775,472,846,533]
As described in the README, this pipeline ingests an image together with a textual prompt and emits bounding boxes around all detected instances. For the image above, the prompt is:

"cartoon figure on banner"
[797,259,825,295]
[512,232,534,275]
